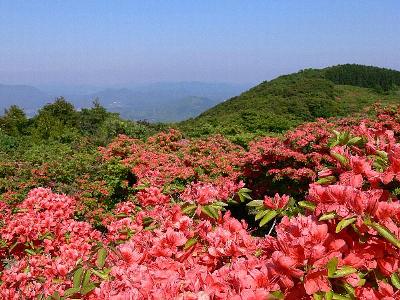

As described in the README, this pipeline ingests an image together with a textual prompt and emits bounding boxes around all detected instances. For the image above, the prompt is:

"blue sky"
[0,0,399,86]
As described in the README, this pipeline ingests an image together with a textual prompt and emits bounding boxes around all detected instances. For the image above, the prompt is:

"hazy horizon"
[1,1,399,87]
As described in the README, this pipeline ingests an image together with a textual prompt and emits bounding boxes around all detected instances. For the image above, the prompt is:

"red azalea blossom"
[4,107,400,298]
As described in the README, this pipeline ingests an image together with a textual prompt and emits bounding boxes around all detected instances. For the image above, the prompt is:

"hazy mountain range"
[0,82,249,122]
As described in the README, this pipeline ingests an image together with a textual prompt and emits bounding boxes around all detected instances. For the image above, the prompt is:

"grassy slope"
[333,84,400,114]
[178,68,400,144]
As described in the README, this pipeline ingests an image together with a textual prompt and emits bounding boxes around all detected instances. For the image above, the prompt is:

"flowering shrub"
[99,129,246,213]
[0,188,103,299]
[3,107,400,298]
[242,119,335,199]
[99,129,244,189]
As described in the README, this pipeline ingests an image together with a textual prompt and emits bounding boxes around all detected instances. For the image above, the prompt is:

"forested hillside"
[179,65,400,143]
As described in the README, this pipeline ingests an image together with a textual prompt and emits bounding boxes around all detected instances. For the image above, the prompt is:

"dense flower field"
[2,105,400,299]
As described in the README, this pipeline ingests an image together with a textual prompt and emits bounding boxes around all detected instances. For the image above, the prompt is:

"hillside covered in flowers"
[3,103,400,299]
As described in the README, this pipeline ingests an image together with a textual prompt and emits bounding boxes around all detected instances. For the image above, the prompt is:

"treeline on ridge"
[324,64,400,92]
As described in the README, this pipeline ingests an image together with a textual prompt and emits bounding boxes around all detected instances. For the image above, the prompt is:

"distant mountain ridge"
[0,82,248,121]
[0,84,52,116]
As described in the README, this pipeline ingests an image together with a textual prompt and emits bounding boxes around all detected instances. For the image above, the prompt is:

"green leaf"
[241,193,252,200]
[391,272,400,289]
[25,249,36,256]
[181,204,197,215]
[52,278,63,284]
[319,212,337,221]
[342,282,355,296]
[96,248,107,269]
[184,237,198,250]
[332,293,352,300]
[214,201,228,207]
[37,294,46,300]
[255,209,269,221]
[51,291,61,300]
[331,151,349,167]
[208,205,219,219]
[240,188,252,193]
[238,188,252,201]
[210,204,226,212]
[201,205,219,219]
[339,131,350,144]
[376,150,388,159]
[327,257,338,278]
[246,200,264,207]
[144,224,158,231]
[325,291,334,300]
[329,139,340,148]
[91,269,109,280]
[358,278,366,287]
[142,216,153,226]
[313,293,323,300]
[298,201,316,211]
[81,282,96,295]
[347,136,363,146]
[36,277,46,283]
[82,270,91,287]
[227,198,239,205]
[316,176,337,185]
[373,156,388,171]
[63,287,80,297]
[269,290,284,299]
[259,210,278,227]
[332,266,357,278]
[370,222,400,248]
[73,267,84,289]
[134,184,148,191]
[335,217,357,233]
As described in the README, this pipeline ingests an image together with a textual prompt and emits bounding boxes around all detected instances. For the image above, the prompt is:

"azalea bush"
[2,106,400,298]
[242,118,334,199]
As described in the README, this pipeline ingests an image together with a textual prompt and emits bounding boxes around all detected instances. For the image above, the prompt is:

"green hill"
[178,64,400,142]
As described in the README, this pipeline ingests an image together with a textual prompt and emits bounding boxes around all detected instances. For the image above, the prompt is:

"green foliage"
[77,99,109,135]
[101,159,136,207]
[36,97,78,126]
[178,65,400,144]
[0,98,161,209]
[94,114,154,145]
[324,64,400,92]
[0,130,19,152]
[0,97,160,145]
[0,105,29,136]
[178,70,337,139]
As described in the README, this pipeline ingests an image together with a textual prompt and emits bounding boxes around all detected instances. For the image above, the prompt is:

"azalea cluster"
[0,188,103,299]
[99,129,246,206]
[242,119,335,199]
[3,107,400,299]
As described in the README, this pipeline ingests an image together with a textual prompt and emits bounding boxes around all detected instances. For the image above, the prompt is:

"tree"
[0,105,29,136]
[78,98,109,135]
[36,97,78,126]
[30,98,79,141]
